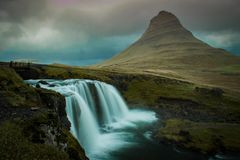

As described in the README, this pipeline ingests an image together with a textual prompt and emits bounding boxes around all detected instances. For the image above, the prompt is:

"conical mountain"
[97,11,239,69]
[96,11,240,90]
[140,11,202,44]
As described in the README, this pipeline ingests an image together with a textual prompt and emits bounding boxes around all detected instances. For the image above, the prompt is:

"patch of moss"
[63,130,88,160]
[0,66,88,159]
[124,77,194,106]
[41,66,111,82]
[157,119,240,154]
[0,67,41,108]
[121,74,240,121]
[0,122,69,160]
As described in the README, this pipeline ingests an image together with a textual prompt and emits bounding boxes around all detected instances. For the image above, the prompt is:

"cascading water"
[25,79,240,160]
[26,79,157,159]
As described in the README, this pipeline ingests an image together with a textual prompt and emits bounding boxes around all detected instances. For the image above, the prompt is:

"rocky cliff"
[0,67,88,160]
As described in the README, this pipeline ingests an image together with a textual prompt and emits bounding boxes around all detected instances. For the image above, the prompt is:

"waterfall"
[65,92,99,151]
[26,79,130,152]
[26,79,157,159]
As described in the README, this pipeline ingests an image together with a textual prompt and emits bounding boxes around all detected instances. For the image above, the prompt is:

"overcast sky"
[0,0,239,65]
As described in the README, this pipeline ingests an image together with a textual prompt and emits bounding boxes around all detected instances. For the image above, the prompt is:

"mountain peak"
[140,11,195,43]
[156,11,177,19]
[149,11,182,29]
[97,11,239,76]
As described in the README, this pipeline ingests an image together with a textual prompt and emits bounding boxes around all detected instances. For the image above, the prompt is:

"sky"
[0,0,239,66]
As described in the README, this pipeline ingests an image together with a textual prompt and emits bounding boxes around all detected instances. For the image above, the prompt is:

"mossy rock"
[63,130,89,160]
[157,119,240,154]
[0,67,42,108]
[0,122,69,160]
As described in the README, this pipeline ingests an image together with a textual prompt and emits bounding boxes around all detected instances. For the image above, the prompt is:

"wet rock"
[36,84,41,88]
[38,80,49,85]
[48,84,56,87]
[195,87,224,97]
[31,107,40,111]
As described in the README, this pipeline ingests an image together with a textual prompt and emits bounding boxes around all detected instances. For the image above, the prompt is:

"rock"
[36,84,41,88]
[31,107,40,111]
[48,84,56,87]
[195,87,224,97]
[38,80,49,85]
[211,88,224,97]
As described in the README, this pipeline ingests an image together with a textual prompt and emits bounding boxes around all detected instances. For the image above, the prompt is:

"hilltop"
[96,11,240,92]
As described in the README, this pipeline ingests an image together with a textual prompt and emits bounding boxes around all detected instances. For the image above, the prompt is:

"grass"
[124,77,194,105]
[0,111,88,160]
[0,122,69,160]
[41,65,111,82]
[0,66,88,160]
[2,63,240,155]
[214,64,240,75]
[122,74,240,119]
[157,119,240,154]
[0,67,42,108]
[13,64,240,122]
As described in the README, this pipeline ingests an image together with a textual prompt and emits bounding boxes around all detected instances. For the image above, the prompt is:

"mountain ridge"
[94,11,240,91]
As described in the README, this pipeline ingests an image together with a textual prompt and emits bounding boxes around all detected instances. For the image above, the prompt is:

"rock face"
[0,67,88,160]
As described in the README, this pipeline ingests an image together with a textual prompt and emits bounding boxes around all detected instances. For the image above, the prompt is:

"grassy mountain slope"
[95,11,240,92]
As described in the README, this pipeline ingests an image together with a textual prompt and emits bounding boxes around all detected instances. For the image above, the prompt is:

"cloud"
[194,31,240,54]
[0,0,240,64]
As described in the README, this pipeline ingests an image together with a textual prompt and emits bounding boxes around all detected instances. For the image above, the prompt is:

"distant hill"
[95,11,240,91]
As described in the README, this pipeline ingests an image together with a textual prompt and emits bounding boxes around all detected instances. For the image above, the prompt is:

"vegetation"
[0,66,88,160]
[0,106,88,160]
[0,67,41,108]
[64,130,88,160]
[41,66,112,82]
[214,64,240,75]
[157,119,240,154]
[123,75,240,121]
[1,63,240,155]
[0,121,69,160]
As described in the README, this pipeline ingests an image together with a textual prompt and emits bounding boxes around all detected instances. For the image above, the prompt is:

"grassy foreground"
[0,66,88,160]
[157,119,240,154]
[1,63,240,155]
[41,65,240,154]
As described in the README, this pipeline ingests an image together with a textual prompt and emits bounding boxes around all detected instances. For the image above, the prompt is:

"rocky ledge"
[0,67,88,160]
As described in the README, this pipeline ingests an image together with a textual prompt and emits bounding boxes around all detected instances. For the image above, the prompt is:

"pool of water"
[88,109,240,160]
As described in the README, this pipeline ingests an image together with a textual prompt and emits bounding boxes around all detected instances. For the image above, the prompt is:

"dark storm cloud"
[0,0,47,22]
[0,0,239,65]
[167,0,240,32]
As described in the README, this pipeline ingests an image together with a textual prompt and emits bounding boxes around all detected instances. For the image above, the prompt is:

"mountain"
[96,11,240,91]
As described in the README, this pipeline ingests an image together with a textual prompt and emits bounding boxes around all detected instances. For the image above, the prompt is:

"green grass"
[0,67,41,108]
[7,63,240,122]
[0,111,88,160]
[215,64,240,75]
[0,122,69,160]
[0,66,88,160]
[124,78,194,106]
[2,64,240,155]
[158,119,240,154]
[41,66,111,82]
[29,65,240,122]
[123,74,240,108]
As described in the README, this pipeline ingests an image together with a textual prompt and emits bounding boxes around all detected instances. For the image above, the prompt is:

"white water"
[26,79,157,159]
